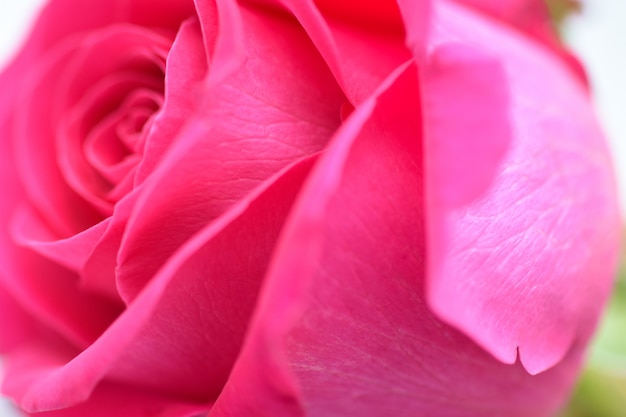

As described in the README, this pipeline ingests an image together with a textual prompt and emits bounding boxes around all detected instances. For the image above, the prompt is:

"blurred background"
[0,1,624,416]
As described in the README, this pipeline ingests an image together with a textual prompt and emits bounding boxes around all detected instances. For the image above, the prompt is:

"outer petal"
[12,38,105,236]
[0,286,39,353]
[454,0,551,24]
[81,15,209,300]
[2,154,316,412]
[0,73,122,351]
[424,1,620,374]
[6,0,193,57]
[209,63,582,417]
[451,0,588,84]
[18,382,209,417]
[422,43,510,206]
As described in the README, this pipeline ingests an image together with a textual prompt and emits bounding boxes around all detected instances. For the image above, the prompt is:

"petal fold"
[425,1,620,374]
[211,61,581,417]
[114,1,343,303]
[3,156,316,412]
[423,42,510,206]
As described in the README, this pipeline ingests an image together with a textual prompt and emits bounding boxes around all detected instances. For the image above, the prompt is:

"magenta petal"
[0,240,120,350]
[211,63,580,417]
[134,17,208,183]
[0,286,39,353]
[11,206,109,274]
[7,0,194,59]
[79,18,208,301]
[0,121,120,349]
[58,72,161,213]
[313,0,404,27]
[13,41,103,237]
[83,88,160,185]
[80,192,138,301]
[20,382,209,417]
[2,156,315,412]
[425,1,621,374]
[114,2,343,303]
[267,0,412,104]
[308,15,410,104]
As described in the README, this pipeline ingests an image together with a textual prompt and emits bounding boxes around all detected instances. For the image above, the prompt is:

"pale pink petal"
[114,1,344,303]
[454,0,549,22]
[424,1,620,374]
[422,43,510,206]
[452,0,588,84]
[210,63,580,417]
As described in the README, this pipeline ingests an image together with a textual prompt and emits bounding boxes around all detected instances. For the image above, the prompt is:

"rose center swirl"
[56,25,171,216]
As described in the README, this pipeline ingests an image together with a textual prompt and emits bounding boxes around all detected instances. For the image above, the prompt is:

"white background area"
[0,1,624,416]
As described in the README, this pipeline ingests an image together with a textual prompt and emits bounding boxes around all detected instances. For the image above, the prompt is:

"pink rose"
[0,0,620,416]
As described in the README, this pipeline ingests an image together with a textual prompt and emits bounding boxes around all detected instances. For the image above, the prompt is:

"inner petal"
[57,72,163,215]
[84,88,162,186]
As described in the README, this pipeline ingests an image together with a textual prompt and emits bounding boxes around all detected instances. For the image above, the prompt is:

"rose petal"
[12,41,104,237]
[1,0,192,226]
[422,43,510,206]
[262,0,417,104]
[114,1,344,303]
[424,1,620,374]
[395,0,431,61]
[312,0,402,27]
[0,238,121,350]
[13,24,170,237]
[0,286,39,353]
[2,154,316,412]
[80,16,209,300]
[452,0,588,85]
[25,382,210,417]
[7,0,193,59]
[134,16,209,183]
[210,61,579,417]
[83,89,161,185]
[80,194,138,301]
[0,94,121,348]
[59,73,163,213]
[10,206,109,275]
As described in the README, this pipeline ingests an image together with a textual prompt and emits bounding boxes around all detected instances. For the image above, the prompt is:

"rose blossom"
[0,0,620,416]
